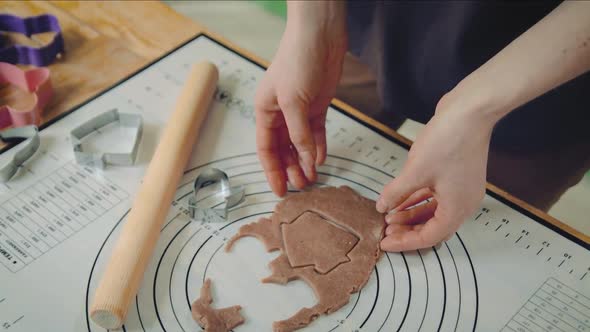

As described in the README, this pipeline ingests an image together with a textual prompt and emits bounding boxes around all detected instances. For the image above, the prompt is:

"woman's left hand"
[377,93,496,251]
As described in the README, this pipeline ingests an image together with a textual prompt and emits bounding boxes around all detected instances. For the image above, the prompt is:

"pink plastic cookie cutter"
[0,62,53,129]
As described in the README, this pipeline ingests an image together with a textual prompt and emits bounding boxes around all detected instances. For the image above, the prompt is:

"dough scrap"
[191,279,245,332]
[226,186,385,332]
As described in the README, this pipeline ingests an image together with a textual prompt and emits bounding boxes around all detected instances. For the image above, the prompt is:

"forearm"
[286,1,348,49]
[451,1,590,123]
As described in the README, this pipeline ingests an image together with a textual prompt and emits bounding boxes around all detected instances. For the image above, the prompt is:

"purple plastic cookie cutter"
[0,13,64,67]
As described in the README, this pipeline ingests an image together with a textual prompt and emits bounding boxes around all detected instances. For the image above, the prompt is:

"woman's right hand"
[255,1,347,196]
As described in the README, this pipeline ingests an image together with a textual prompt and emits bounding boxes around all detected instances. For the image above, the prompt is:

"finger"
[278,97,317,182]
[444,232,455,242]
[255,86,287,196]
[376,172,427,213]
[281,146,308,190]
[309,54,341,166]
[385,223,404,236]
[396,188,433,211]
[385,199,437,225]
[385,223,411,236]
[385,224,456,248]
[309,95,330,166]
[431,231,456,251]
[380,214,451,252]
[385,223,426,236]
[256,125,287,197]
[279,130,307,190]
[312,120,327,166]
[258,149,287,196]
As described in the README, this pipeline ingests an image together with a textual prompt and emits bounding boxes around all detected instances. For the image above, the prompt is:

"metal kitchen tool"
[71,108,143,169]
[0,125,40,182]
[188,168,245,222]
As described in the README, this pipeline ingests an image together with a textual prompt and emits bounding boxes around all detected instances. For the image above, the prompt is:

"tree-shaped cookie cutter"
[0,125,39,182]
[188,168,245,222]
[70,108,143,169]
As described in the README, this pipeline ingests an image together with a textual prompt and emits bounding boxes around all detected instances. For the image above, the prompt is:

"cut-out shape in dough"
[282,211,359,274]
[191,279,245,332]
[226,186,385,332]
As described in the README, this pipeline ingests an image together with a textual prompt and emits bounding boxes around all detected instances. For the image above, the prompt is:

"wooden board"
[1,1,587,245]
[1,0,201,123]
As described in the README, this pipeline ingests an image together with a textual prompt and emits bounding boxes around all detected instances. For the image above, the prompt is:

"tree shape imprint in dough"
[282,211,359,274]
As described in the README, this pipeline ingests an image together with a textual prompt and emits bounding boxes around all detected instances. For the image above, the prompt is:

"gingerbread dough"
[191,279,245,332]
[226,186,385,332]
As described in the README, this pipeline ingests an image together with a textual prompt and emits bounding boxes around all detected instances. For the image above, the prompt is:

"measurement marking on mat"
[537,248,544,255]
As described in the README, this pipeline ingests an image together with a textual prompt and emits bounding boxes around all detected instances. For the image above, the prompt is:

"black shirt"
[347,1,590,152]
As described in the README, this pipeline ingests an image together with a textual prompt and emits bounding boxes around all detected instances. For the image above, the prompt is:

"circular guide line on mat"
[86,153,478,332]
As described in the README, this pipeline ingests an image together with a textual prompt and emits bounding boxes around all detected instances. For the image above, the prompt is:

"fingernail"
[299,152,315,174]
[300,152,315,180]
[315,154,325,166]
[376,197,387,213]
[385,227,393,235]
[380,238,402,252]
[306,164,316,181]
[385,214,395,224]
[301,162,314,181]
[384,213,391,224]
[384,209,397,224]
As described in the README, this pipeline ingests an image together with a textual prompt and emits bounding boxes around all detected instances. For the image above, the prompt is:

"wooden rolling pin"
[89,61,219,329]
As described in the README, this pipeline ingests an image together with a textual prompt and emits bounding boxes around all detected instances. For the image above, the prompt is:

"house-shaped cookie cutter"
[0,125,39,182]
[188,168,245,221]
[70,108,143,169]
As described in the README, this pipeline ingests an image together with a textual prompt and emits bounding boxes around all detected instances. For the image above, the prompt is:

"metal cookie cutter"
[71,108,143,169]
[0,125,39,182]
[188,168,245,222]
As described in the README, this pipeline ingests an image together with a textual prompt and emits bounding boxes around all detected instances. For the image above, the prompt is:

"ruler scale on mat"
[0,34,588,332]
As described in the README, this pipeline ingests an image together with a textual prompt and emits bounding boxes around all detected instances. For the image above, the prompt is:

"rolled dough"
[226,186,385,332]
[282,211,359,274]
[191,279,245,332]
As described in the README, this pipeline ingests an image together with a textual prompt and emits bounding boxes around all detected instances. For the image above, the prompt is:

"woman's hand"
[378,93,495,251]
[378,1,590,251]
[255,1,347,196]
